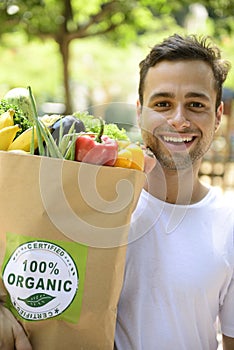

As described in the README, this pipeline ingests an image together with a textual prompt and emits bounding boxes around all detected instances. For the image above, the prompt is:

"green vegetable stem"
[28,86,78,160]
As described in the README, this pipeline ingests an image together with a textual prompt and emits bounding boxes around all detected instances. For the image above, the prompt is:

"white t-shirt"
[115,187,234,350]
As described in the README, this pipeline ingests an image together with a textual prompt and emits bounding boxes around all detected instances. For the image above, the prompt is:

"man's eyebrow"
[147,91,211,104]
[148,92,175,103]
[185,92,210,100]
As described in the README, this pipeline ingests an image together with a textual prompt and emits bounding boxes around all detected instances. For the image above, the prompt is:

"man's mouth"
[163,135,194,143]
[159,134,196,151]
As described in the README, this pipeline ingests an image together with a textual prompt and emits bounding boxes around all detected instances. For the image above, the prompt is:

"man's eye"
[154,102,170,108]
[189,102,204,108]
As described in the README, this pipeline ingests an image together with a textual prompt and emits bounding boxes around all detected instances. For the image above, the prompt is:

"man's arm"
[222,334,234,350]
[0,304,32,350]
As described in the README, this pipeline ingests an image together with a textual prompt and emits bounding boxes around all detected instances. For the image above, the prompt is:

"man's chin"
[157,155,194,171]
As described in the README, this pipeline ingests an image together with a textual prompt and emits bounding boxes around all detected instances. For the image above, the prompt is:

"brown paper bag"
[0,151,145,349]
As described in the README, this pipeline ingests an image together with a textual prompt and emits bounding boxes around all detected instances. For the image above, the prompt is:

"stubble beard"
[142,131,214,171]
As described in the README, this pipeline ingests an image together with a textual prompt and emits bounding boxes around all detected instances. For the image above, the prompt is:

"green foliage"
[0,99,32,134]
[202,0,234,36]
[74,111,129,140]
[0,0,233,114]
[220,38,234,90]
[1,0,234,40]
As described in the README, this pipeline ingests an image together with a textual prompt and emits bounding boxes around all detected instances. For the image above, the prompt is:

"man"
[0,34,234,350]
[114,34,234,350]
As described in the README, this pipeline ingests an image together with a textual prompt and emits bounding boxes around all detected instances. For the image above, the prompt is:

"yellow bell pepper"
[114,141,144,171]
[114,148,132,168]
[117,139,130,149]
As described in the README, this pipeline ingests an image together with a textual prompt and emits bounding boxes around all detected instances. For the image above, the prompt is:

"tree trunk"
[59,38,72,114]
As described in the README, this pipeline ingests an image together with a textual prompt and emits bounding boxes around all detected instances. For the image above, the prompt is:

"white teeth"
[163,136,193,143]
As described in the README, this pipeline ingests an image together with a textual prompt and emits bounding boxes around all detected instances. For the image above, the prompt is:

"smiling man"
[0,34,233,350]
[140,59,222,173]
[115,34,234,350]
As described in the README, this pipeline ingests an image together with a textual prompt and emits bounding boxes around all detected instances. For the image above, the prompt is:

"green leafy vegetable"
[0,99,32,136]
[4,87,34,122]
[73,111,129,141]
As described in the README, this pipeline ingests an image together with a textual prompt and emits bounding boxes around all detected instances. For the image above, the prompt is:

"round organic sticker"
[3,240,79,321]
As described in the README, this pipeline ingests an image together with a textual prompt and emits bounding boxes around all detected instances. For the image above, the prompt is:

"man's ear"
[215,102,223,132]
[136,100,142,126]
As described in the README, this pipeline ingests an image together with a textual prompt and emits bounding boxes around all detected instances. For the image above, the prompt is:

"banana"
[0,124,21,150]
[8,126,38,152]
[0,109,14,130]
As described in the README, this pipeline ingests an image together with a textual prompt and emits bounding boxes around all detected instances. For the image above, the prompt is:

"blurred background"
[0,0,234,193]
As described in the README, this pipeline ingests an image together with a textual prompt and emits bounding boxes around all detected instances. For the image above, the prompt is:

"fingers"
[0,305,32,350]
[0,305,15,349]
[143,147,156,174]
[13,321,32,350]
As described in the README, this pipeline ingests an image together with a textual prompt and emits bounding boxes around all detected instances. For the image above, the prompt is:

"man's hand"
[0,305,32,350]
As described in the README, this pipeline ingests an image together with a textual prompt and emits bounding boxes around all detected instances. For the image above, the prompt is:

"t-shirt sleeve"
[219,228,234,337]
[220,275,234,337]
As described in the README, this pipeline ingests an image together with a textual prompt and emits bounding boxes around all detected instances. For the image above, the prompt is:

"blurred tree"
[0,0,233,112]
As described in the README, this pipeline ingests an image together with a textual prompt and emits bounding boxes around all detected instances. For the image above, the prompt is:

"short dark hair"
[138,34,231,109]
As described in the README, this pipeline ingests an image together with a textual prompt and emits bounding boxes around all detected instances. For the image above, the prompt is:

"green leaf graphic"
[18,293,56,307]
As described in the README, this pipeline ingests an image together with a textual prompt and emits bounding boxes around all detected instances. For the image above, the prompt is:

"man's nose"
[167,106,190,130]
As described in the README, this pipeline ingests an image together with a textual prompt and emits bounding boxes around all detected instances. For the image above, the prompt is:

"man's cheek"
[140,110,160,135]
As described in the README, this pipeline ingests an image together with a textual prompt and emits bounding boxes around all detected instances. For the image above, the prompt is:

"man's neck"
[145,161,209,205]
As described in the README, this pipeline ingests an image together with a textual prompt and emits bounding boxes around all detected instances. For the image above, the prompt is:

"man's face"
[138,60,222,170]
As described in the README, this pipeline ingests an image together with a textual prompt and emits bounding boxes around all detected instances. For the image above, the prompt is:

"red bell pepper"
[75,118,118,166]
